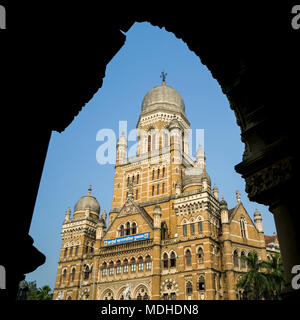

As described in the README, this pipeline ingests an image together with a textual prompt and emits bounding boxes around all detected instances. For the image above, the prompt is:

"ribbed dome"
[182,167,211,190]
[74,186,100,215]
[141,82,185,114]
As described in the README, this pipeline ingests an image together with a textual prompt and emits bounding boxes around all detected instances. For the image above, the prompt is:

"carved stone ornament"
[245,157,293,199]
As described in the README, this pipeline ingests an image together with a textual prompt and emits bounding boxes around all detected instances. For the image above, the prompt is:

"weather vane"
[160,71,167,83]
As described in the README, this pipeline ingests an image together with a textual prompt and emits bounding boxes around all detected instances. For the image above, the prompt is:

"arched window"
[145,255,152,270]
[185,249,192,266]
[143,292,149,300]
[152,169,155,180]
[183,225,187,236]
[191,223,195,234]
[123,259,128,273]
[186,281,193,295]
[120,225,125,237]
[64,247,68,257]
[157,184,160,195]
[127,176,130,186]
[138,256,143,271]
[67,296,72,300]
[152,185,154,196]
[62,269,67,281]
[157,168,160,179]
[132,222,137,235]
[136,189,138,200]
[161,222,167,240]
[137,173,139,184]
[233,250,239,267]
[75,246,79,256]
[182,132,185,153]
[241,252,246,268]
[240,218,246,238]
[170,251,176,268]
[69,247,73,256]
[83,265,89,280]
[198,221,203,232]
[109,261,114,275]
[132,175,135,183]
[163,167,165,177]
[163,253,168,269]
[71,268,75,282]
[85,245,89,254]
[198,248,204,263]
[102,262,107,276]
[198,276,205,291]
[116,260,121,274]
[126,222,130,235]
[162,182,165,193]
[137,293,142,300]
[148,134,151,152]
[131,258,136,272]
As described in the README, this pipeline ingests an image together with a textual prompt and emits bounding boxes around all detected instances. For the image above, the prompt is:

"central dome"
[141,81,185,114]
[74,186,100,215]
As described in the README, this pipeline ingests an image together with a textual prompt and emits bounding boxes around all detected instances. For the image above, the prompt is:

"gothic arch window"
[127,176,130,186]
[241,251,246,268]
[71,267,75,282]
[136,189,138,200]
[138,256,144,271]
[182,131,185,153]
[198,221,203,232]
[137,293,142,300]
[145,255,152,270]
[132,222,137,234]
[163,167,165,177]
[233,250,239,267]
[197,247,204,263]
[183,224,187,236]
[163,252,169,269]
[190,223,195,234]
[131,257,136,272]
[170,251,176,268]
[102,262,107,276]
[240,217,247,238]
[64,247,68,257]
[62,269,67,281]
[102,290,114,300]
[161,222,167,240]
[148,134,151,152]
[120,225,125,237]
[75,246,79,256]
[162,182,165,193]
[185,249,192,266]
[123,259,128,273]
[157,184,160,195]
[157,168,160,179]
[137,173,140,184]
[186,281,193,295]
[116,260,121,274]
[143,292,149,300]
[126,222,130,235]
[198,276,205,291]
[67,296,72,300]
[152,185,154,196]
[109,261,114,275]
[132,175,135,183]
[69,247,73,256]
[152,169,155,180]
[83,265,89,280]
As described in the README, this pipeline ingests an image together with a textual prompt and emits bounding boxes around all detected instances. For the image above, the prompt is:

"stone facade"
[53,80,280,300]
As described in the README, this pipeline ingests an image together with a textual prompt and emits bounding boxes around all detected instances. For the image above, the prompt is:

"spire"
[88,185,92,196]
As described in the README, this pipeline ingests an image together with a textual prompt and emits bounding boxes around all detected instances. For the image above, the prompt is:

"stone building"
[53,79,280,300]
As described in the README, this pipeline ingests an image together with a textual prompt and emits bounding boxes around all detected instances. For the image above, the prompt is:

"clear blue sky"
[27,22,277,290]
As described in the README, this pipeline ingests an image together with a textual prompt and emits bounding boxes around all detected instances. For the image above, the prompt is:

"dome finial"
[160,70,167,84]
[88,185,92,196]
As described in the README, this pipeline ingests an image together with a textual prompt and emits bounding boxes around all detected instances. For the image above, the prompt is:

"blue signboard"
[103,232,150,247]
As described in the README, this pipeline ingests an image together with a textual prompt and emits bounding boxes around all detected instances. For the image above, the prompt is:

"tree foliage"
[27,281,53,300]
[236,251,284,300]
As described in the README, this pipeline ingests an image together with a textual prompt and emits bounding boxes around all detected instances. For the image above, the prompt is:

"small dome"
[254,209,261,218]
[141,81,185,114]
[74,186,100,215]
[182,167,211,190]
[219,198,228,208]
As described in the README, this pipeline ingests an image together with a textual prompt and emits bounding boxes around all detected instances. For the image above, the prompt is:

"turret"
[213,185,219,200]
[64,208,71,222]
[116,132,127,164]
[153,205,162,229]
[195,144,206,170]
[254,209,263,233]
[175,181,182,196]
[220,196,229,224]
